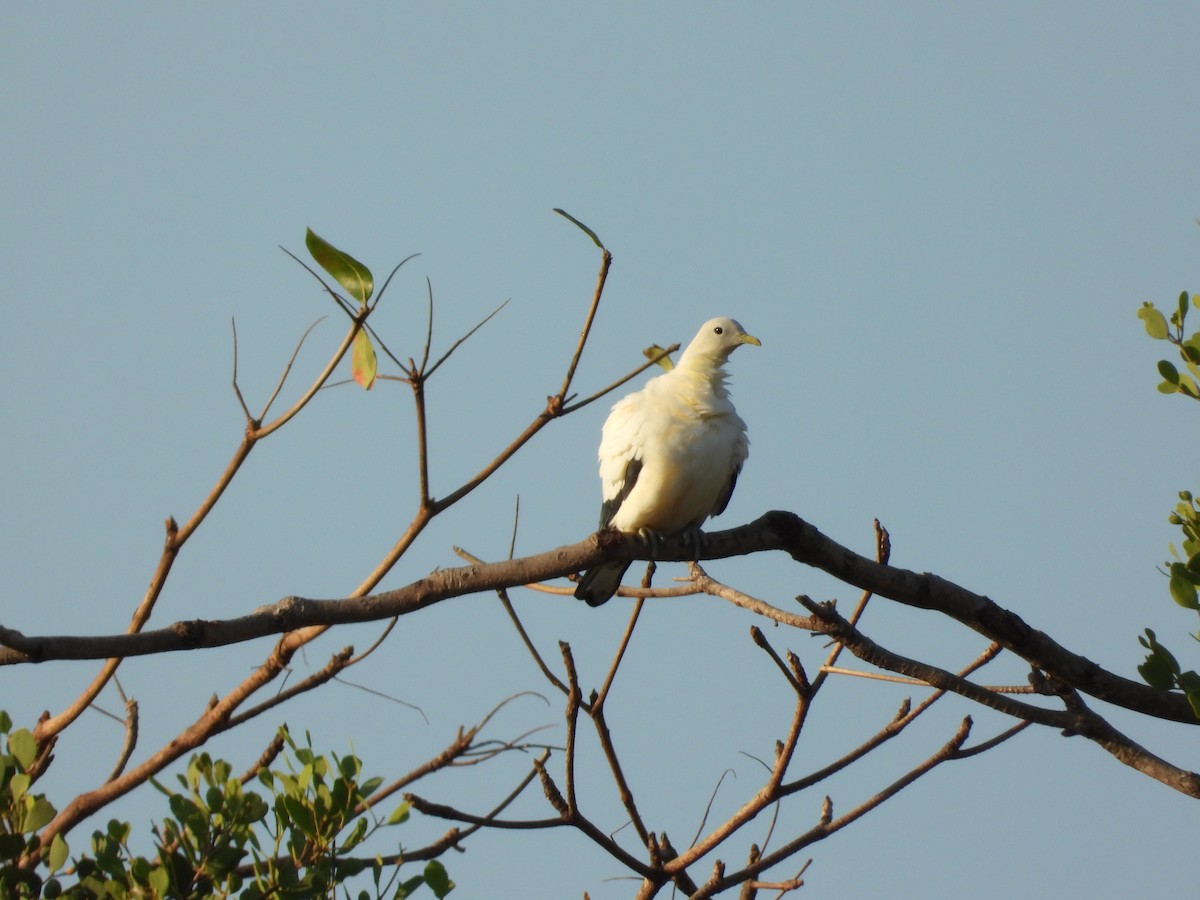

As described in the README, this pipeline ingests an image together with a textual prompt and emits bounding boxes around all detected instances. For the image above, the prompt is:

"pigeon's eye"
[713,326,724,335]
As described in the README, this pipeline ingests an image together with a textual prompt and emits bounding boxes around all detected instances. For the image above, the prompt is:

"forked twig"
[423,297,510,379]
[594,572,650,712]
[255,315,328,424]
[561,345,680,415]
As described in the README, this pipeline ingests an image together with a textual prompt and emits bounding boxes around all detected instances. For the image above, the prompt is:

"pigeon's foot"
[637,526,666,560]
[681,526,705,561]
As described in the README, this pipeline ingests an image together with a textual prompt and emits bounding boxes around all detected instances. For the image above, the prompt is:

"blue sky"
[3,4,1199,897]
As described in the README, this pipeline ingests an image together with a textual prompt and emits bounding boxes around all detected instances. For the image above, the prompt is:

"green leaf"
[306,228,374,305]
[0,711,12,734]
[340,817,369,854]
[424,860,454,898]
[1157,380,1179,394]
[148,866,171,897]
[0,833,26,861]
[9,773,30,800]
[206,785,224,814]
[1158,360,1180,384]
[8,729,37,769]
[282,794,316,839]
[22,797,56,833]
[1138,303,1170,339]
[352,328,378,390]
[1175,669,1200,694]
[338,754,361,782]
[552,208,606,250]
[1139,653,1175,690]
[1138,628,1181,689]
[1188,689,1200,720]
[385,801,410,826]
[396,874,426,899]
[1170,563,1200,609]
[47,833,68,872]
[1179,291,1190,325]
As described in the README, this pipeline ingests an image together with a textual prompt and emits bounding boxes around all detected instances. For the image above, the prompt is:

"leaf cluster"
[0,713,67,897]
[1136,289,1200,716]
[1137,291,1200,397]
[0,716,450,899]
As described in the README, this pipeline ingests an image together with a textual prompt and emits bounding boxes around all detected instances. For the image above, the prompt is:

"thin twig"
[561,345,679,415]
[256,317,362,438]
[279,245,358,319]
[104,692,138,784]
[689,719,973,897]
[223,647,353,729]
[561,642,582,815]
[347,616,400,665]
[256,316,328,423]
[688,769,736,850]
[953,720,1033,759]
[594,585,648,711]
[553,209,611,402]
[812,519,889,692]
[412,370,432,507]
[419,276,434,375]
[749,627,806,695]
[230,318,253,421]
[818,665,1037,694]
[424,298,510,380]
[332,676,428,723]
[592,700,652,848]
[454,543,570,697]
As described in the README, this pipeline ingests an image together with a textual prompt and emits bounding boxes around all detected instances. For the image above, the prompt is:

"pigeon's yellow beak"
[740,332,762,347]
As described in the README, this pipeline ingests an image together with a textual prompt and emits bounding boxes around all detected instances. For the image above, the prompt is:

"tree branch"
[8,511,1193,727]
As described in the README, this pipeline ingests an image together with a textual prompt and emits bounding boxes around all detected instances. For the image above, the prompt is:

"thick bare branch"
[7,511,1196,727]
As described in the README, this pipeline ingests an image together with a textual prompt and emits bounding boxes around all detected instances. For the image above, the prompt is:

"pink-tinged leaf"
[352,329,377,390]
[306,228,374,305]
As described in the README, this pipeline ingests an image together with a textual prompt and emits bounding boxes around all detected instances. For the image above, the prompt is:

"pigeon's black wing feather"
[711,464,740,518]
[598,457,643,528]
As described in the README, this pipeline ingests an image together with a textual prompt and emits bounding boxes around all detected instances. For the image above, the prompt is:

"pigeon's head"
[680,317,761,366]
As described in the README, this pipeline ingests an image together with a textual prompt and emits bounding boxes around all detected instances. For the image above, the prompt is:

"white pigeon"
[575,317,760,605]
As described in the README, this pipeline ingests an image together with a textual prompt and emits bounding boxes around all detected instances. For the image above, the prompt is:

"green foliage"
[0,715,66,898]
[1136,288,1200,717]
[306,228,374,306]
[552,207,606,250]
[1138,292,1200,397]
[307,228,379,390]
[0,719,450,898]
[352,327,379,390]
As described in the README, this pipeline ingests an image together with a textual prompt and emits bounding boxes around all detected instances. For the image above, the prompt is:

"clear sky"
[3,3,1199,897]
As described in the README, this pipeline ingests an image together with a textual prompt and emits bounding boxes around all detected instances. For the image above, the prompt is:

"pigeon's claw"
[637,526,665,560]
[681,526,705,561]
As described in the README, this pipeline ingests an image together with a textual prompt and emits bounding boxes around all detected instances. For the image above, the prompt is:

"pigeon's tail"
[574,561,631,607]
